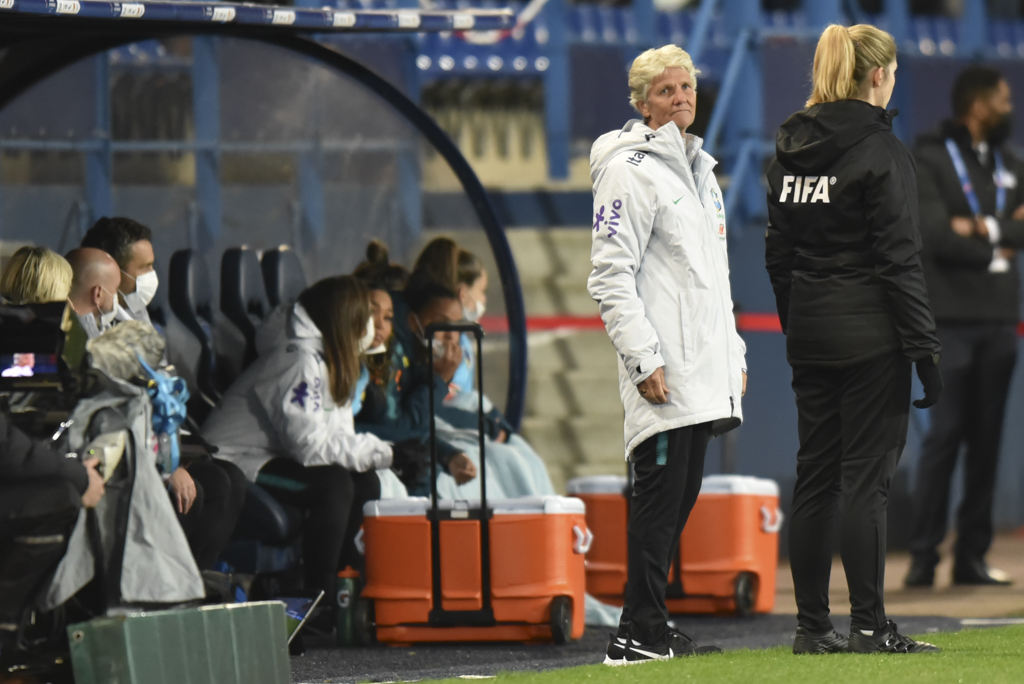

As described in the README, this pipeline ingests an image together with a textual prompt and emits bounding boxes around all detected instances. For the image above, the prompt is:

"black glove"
[913,356,943,409]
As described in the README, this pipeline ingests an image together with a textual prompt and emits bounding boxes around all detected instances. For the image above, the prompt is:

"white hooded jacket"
[588,120,747,458]
[201,302,393,481]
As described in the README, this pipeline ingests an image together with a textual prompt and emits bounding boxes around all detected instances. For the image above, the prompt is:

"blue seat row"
[909,15,959,56]
[990,20,1024,59]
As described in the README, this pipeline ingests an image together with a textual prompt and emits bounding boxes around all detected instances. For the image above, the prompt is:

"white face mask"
[413,313,450,361]
[358,316,375,354]
[121,270,158,312]
[462,297,486,322]
[365,341,388,355]
[98,287,118,330]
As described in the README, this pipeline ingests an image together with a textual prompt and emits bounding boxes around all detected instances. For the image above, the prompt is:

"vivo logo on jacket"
[778,175,834,203]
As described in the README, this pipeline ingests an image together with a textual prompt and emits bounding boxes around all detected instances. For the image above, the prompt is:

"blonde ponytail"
[807,24,896,107]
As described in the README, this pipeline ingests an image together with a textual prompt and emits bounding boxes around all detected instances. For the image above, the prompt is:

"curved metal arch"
[0,30,528,429]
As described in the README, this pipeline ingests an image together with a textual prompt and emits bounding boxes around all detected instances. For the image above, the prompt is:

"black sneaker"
[792,626,848,654]
[602,633,629,667]
[904,560,936,588]
[668,628,722,657]
[847,621,941,653]
[952,558,1013,586]
[622,637,673,664]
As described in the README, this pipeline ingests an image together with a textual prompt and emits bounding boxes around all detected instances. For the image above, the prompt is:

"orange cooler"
[360,495,590,643]
[565,476,629,605]
[567,474,782,616]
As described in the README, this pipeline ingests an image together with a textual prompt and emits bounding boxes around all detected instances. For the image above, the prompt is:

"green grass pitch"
[431,625,1024,684]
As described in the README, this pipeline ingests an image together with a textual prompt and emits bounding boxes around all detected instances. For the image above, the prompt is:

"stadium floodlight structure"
[0,1,530,429]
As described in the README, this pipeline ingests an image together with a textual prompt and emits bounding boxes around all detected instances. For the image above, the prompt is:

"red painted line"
[736,312,783,333]
[480,313,784,334]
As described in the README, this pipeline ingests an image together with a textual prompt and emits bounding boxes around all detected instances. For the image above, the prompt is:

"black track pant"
[789,352,910,633]
[256,459,380,596]
[910,323,1017,567]
[0,477,81,626]
[177,458,248,570]
[617,423,711,645]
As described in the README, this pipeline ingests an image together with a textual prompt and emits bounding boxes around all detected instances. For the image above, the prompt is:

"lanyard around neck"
[945,138,1006,217]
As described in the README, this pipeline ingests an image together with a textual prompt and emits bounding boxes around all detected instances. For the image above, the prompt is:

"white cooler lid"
[565,475,628,494]
[700,475,779,496]
[364,495,585,517]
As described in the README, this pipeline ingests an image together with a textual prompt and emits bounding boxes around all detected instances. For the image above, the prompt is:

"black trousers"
[789,352,910,633]
[909,323,1018,567]
[256,459,380,596]
[0,477,81,626]
[176,458,249,570]
[617,423,711,645]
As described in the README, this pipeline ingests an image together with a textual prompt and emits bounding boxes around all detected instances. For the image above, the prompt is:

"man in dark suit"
[907,65,1024,587]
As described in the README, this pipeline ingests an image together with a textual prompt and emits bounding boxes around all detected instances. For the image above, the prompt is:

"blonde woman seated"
[0,246,72,305]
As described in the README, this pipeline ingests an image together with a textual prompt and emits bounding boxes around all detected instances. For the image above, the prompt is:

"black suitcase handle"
[424,320,495,626]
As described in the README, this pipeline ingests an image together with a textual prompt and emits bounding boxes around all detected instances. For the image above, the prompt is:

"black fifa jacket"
[765,99,941,367]
[915,121,1024,324]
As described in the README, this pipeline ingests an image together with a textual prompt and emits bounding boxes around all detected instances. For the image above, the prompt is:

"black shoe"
[667,628,722,657]
[904,560,936,588]
[602,633,629,666]
[952,558,1012,586]
[792,626,848,654]
[847,621,941,653]
[622,637,673,664]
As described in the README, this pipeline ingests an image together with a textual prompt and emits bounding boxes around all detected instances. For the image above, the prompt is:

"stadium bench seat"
[260,246,307,309]
[220,246,271,369]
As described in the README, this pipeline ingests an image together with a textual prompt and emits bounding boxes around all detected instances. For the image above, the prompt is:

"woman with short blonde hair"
[0,246,73,305]
[627,44,699,114]
[766,24,941,654]
[589,43,747,664]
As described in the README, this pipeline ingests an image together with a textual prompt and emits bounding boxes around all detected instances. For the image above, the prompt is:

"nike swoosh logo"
[672,197,683,204]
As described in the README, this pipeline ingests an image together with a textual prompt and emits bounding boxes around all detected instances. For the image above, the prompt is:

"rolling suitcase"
[358,321,589,644]
[566,473,782,616]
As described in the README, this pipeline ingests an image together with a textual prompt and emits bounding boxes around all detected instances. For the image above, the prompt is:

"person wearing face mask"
[202,276,391,604]
[407,239,511,426]
[905,65,1024,589]
[66,248,122,339]
[81,217,159,326]
[349,266,478,495]
[388,277,553,500]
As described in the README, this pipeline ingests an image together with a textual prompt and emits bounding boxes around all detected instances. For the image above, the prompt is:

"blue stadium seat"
[261,246,308,309]
[220,246,271,369]
[168,249,229,404]
[991,20,1016,58]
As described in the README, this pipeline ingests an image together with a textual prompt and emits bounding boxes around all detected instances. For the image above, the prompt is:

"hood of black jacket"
[776,100,896,175]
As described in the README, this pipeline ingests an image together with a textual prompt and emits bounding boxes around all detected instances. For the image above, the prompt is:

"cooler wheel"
[549,596,572,644]
[353,598,376,646]
[734,572,757,617]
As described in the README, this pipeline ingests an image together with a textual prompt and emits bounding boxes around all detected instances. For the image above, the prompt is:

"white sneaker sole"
[602,655,628,667]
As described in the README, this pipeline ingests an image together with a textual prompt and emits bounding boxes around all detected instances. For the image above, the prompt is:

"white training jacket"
[588,119,747,459]
[201,302,393,481]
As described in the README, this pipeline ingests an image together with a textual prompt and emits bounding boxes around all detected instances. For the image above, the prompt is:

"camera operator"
[0,409,104,651]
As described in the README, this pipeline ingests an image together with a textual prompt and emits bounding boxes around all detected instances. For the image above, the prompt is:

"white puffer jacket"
[202,302,393,481]
[588,119,747,459]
